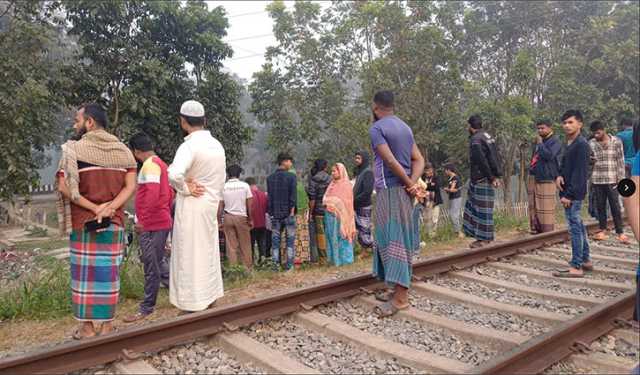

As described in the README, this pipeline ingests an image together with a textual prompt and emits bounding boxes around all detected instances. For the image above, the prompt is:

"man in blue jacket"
[553,110,592,278]
[267,153,297,271]
[528,119,562,234]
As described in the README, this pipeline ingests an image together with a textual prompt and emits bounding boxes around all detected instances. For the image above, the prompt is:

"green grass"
[0,260,71,321]
[494,211,529,232]
[0,245,147,321]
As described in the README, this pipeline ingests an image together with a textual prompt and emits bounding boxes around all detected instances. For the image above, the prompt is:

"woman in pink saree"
[323,163,356,266]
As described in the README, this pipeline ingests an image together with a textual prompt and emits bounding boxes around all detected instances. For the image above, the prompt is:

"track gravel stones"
[471,265,622,299]
[556,243,639,260]
[543,361,593,375]
[67,365,115,375]
[592,335,640,361]
[536,251,636,271]
[501,258,633,285]
[317,301,495,366]
[149,341,265,375]
[430,275,588,316]
[244,318,418,374]
[409,291,548,336]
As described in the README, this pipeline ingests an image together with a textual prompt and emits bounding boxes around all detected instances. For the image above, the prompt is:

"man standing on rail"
[527,119,562,234]
[588,121,630,244]
[168,100,226,312]
[124,133,174,323]
[553,110,592,278]
[56,104,137,339]
[369,90,425,317]
[463,115,502,248]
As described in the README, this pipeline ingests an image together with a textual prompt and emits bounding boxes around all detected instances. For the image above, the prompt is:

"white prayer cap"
[180,100,205,117]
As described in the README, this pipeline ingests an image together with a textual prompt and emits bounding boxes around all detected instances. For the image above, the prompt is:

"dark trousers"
[138,229,170,315]
[593,184,624,234]
[251,227,269,258]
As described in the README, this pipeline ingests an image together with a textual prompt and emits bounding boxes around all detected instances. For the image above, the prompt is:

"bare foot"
[98,322,115,336]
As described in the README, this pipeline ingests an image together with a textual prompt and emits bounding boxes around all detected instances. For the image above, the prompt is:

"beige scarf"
[56,129,136,235]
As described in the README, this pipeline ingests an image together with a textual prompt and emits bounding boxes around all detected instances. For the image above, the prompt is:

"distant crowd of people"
[55,91,639,341]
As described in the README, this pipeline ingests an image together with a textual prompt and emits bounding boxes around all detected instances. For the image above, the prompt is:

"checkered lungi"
[372,187,420,288]
[70,224,124,321]
[463,181,495,241]
[527,176,557,233]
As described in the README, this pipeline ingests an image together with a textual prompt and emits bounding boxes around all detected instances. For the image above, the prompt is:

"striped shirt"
[589,136,626,185]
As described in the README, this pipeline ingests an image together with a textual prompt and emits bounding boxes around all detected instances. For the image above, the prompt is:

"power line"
[228,53,264,61]
[227,10,268,18]
[231,44,263,56]
[225,33,273,42]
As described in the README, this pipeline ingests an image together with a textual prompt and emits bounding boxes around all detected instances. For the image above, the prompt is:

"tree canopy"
[250,0,639,202]
[0,0,252,201]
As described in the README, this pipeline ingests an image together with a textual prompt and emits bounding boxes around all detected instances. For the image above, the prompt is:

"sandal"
[582,263,594,272]
[374,301,409,318]
[375,291,393,302]
[593,231,609,241]
[469,240,483,249]
[617,234,631,244]
[123,312,150,323]
[552,269,584,278]
[72,328,97,340]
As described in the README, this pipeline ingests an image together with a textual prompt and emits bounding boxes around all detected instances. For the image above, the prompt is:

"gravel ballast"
[592,335,640,361]
[245,318,418,374]
[317,301,495,365]
[501,258,633,285]
[470,265,622,299]
[149,341,265,374]
[68,364,115,375]
[430,275,588,316]
[535,250,636,271]
[555,243,639,260]
[409,291,548,337]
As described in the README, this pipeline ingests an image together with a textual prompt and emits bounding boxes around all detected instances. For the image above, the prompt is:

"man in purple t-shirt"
[369,90,425,318]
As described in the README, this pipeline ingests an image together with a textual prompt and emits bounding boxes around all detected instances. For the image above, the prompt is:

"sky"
[207,1,330,82]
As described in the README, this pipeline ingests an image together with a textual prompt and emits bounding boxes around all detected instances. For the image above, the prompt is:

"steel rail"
[0,222,615,374]
[476,290,635,375]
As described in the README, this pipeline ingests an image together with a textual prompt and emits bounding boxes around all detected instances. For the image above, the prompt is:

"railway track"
[0,222,638,374]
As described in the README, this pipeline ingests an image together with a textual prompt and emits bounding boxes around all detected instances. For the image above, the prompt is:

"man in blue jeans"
[267,153,297,271]
[553,110,592,278]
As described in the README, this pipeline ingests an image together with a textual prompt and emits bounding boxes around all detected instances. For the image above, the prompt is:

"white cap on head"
[180,100,205,117]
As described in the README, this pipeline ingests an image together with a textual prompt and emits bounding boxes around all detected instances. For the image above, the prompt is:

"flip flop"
[582,264,594,272]
[72,328,96,340]
[552,269,584,278]
[374,301,408,318]
[375,291,393,302]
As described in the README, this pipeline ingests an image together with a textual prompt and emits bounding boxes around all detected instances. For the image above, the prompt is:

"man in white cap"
[167,100,226,312]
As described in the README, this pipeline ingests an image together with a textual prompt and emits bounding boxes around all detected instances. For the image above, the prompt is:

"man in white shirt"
[167,100,226,313]
[219,165,254,270]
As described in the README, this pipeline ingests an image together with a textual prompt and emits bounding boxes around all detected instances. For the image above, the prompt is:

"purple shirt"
[369,115,415,191]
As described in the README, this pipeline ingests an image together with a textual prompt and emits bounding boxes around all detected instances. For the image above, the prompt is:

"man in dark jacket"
[353,151,375,249]
[463,115,503,248]
[307,159,331,263]
[527,119,561,234]
[267,153,297,271]
[553,110,592,278]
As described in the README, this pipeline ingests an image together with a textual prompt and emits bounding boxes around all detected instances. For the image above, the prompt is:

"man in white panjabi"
[168,100,226,312]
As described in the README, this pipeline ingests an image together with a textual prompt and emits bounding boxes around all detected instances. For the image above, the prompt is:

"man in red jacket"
[124,133,174,322]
